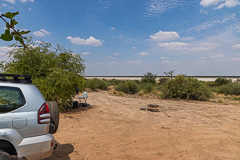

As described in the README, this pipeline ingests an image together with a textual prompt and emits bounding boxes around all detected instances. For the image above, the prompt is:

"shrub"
[214,77,232,86]
[218,83,240,95]
[162,75,211,100]
[143,83,154,94]
[158,78,170,85]
[115,81,139,94]
[86,78,108,91]
[141,72,157,84]
[108,79,122,86]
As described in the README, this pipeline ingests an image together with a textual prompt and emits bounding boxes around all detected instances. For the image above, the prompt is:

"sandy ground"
[48,91,240,160]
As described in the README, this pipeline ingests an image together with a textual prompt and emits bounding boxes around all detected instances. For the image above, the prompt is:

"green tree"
[141,72,157,84]
[214,77,232,86]
[1,39,85,111]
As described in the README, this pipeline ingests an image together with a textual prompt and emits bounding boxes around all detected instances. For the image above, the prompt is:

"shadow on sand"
[45,142,74,160]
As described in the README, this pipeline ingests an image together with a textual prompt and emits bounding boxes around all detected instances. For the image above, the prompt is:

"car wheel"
[0,150,12,160]
[46,101,59,134]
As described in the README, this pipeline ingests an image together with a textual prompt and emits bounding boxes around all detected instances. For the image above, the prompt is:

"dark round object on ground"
[80,103,88,107]
[46,101,59,134]
[72,101,79,108]
[0,150,12,160]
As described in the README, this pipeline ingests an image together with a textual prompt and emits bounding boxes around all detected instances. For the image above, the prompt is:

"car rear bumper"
[17,133,54,160]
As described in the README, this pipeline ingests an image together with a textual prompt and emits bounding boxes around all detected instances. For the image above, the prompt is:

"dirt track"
[49,91,240,160]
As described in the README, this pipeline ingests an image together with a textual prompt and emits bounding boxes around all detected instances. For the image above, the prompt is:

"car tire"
[46,101,59,134]
[0,150,12,160]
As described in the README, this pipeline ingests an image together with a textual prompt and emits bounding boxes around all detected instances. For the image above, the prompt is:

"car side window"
[0,86,26,113]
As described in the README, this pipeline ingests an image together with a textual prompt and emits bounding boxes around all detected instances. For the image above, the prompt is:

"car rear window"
[0,86,26,113]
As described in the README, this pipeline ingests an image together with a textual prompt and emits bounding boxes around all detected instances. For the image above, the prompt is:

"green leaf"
[14,35,24,45]
[19,30,31,35]
[2,11,19,19]
[10,19,18,27]
[5,22,10,29]
[0,29,13,41]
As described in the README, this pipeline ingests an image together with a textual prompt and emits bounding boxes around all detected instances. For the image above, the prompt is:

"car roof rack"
[0,74,32,84]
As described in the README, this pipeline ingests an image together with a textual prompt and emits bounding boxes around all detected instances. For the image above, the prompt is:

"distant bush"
[141,72,157,84]
[115,81,139,94]
[218,83,240,95]
[107,79,122,86]
[214,77,232,86]
[162,75,211,101]
[86,78,108,91]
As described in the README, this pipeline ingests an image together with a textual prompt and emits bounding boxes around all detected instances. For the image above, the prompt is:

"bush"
[218,83,240,95]
[107,79,122,86]
[141,72,157,84]
[214,77,232,86]
[115,81,139,94]
[86,78,108,91]
[158,78,170,85]
[142,83,154,94]
[162,75,211,100]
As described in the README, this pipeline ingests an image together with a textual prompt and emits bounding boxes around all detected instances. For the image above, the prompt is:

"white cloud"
[161,60,170,63]
[188,14,236,32]
[114,53,119,56]
[3,0,15,4]
[200,9,208,14]
[160,57,170,59]
[20,0,34,2]
[110,61,119,64]
[33,29,52,37]
[150,30,180,41]
[211,54,224,58]
[137,52,149,56]
[232,44,240,49]
[228,57,240,61]
[0,46,14,62]
[131,46,136,49]
[144,0,191,18]
[158,41,188,49]
[215,0,240,9]
[110,27,116,30]
[161,60,178,63]
[200,0,240,9]
[200,0,222,7]
[124,60,142,64]
[106,56,116,59]
[67,36,103,47]
[35,40,44,44]
[82,52,91,55]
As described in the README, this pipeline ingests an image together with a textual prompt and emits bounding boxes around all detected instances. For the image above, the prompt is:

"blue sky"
[0,0,240,76]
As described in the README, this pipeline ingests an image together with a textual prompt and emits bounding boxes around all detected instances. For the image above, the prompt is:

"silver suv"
[0,74,59,160]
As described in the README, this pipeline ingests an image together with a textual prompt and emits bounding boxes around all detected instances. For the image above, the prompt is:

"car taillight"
[38,102,50,124]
